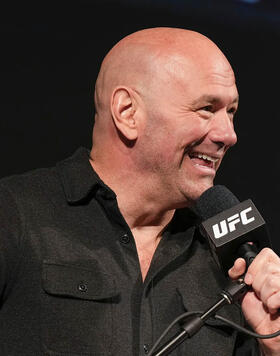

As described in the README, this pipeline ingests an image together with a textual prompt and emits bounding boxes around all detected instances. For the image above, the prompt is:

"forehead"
[195,69,238,105]
[159,53,239,104]
[176,50,235,82]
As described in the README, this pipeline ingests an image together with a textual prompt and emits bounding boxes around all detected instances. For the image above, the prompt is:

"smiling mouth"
[188,152,219,169]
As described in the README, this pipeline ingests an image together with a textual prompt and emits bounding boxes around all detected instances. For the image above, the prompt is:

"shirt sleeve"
[0,183,24,300]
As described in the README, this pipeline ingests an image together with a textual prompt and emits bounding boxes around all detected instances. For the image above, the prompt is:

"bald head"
[94,27,233,119]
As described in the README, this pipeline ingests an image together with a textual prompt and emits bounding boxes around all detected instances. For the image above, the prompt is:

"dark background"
[1,1,280,252]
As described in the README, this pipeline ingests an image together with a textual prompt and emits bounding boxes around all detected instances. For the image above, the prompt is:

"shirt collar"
[56,147,114,204]
[55,147,199,230]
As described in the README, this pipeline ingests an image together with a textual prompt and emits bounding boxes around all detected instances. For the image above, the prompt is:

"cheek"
[175,111,210,141]
[143,110,210,161]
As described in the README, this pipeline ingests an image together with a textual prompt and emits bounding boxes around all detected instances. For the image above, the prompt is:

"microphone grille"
[193,185,240,221]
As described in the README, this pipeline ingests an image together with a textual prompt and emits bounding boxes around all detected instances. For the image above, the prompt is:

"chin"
[199,181,214,195]
[181,181,214,206]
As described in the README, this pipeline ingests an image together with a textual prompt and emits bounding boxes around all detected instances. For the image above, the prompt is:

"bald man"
[0,27,280,356]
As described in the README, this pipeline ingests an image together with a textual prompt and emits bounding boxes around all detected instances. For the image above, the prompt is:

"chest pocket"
[41,260,119,356]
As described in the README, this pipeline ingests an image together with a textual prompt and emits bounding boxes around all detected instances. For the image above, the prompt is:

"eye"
[200,105,213,112]
[227,107,237,117]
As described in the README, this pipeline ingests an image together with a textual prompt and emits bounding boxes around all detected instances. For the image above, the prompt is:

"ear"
[111,87,138,141]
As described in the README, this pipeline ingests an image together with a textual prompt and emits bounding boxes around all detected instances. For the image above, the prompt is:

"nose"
[209,109,237,149]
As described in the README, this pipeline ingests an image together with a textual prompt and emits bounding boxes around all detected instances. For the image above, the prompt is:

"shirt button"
[120,234,130,244]
[143,344,149,354]
[78,282,88,292]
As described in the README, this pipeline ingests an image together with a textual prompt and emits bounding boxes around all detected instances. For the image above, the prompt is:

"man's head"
[91,27,238,210]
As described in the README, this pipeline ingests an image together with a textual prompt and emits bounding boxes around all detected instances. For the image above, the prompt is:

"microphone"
[192,185,271,274]
[148,188,278,356]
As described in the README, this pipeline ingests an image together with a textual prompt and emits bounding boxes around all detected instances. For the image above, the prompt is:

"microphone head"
[191,185,270,274]
[193,185,240,221]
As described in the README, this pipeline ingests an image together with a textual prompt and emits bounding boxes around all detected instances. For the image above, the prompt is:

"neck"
[89,151,175,234]
[89,149,176,281]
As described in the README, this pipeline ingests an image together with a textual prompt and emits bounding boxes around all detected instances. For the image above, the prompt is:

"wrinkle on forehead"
[201,57,236,84]
[206,72,236,88]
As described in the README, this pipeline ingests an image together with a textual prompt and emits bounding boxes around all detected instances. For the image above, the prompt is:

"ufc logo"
[212,207,255,239]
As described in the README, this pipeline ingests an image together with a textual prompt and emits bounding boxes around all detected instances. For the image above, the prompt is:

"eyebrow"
[191,94,239,106]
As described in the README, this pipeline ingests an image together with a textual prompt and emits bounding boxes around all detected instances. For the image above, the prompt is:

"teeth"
[196,153,219,163]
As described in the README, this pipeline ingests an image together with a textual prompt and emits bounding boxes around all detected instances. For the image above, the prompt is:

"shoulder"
[0,165,59,203]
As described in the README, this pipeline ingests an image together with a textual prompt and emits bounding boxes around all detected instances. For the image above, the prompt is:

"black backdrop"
[1,1,280,252]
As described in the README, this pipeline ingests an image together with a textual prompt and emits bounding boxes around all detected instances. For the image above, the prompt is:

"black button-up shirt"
[0,147,258,355]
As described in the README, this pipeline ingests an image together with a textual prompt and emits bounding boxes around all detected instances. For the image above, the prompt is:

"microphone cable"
[147,310,280,356]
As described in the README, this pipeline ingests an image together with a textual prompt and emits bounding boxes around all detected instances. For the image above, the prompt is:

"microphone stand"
[151,278,248,356]
[150,243,258,355]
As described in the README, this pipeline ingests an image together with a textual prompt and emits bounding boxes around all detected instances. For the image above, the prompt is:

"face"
[135,53,239,208]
